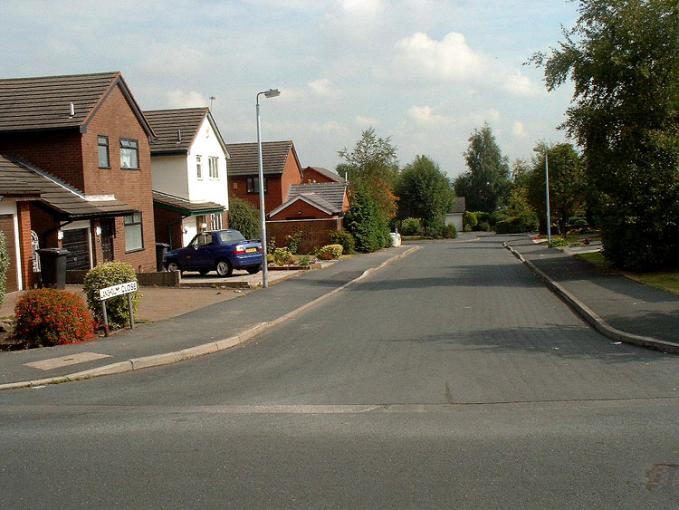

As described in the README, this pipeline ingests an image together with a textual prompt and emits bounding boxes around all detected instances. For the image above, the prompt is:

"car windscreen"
[218,231,246,243]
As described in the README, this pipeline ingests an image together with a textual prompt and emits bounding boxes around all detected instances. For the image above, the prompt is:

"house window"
[120,138,139,169]
[247,176,267,193]
[208,156,219,179]
[232,182,238,190]
[196,155,203,180]
[124,212,143,252]
[210,213,223,230]
[97,136,110,168]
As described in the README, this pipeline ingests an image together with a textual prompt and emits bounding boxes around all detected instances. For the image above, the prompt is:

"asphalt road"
[2,237,679,509]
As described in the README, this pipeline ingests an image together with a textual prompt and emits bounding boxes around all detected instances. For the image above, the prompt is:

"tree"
[227,197,260,240]
[396,155,453,235]
[338,128,399,219]
[526,143,585,235]
[454,124,511,212]
[533,0,679,270]
[344,184,391,252]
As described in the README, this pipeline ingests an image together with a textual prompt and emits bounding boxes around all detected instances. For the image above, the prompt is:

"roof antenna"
[69,102,75,117]
[209,96,216,111]
[177,128,182,143]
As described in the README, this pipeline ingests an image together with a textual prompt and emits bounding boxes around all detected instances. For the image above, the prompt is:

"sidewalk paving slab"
[0,246,414,386]
[507,237,679,349]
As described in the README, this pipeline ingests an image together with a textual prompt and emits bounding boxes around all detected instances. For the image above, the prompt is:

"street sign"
[98,281,138,301]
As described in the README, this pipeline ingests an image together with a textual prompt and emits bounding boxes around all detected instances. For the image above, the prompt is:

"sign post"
[97,281,138,337]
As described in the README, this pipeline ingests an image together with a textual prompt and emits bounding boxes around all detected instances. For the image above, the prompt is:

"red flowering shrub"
[14,289,95,347]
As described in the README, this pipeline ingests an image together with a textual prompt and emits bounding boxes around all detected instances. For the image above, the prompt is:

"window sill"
[99,166,111,170]
[121,167,141,171]
[125,248,145,254]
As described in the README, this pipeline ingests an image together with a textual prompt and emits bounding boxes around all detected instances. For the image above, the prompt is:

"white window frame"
[196,155,203,180]
[208,156,219,179]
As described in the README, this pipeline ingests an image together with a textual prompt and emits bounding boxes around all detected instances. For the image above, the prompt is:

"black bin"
[155,243,170,271]
[37,248,70,289]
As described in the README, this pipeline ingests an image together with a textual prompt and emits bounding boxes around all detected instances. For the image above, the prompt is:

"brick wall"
[229,174,284,213]
[153,206,184,249]
[83,84,156,271]
[266,218,342,254]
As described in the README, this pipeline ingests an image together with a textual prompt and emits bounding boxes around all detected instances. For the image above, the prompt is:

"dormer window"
[97,136,110,168]
[120,138,139,169]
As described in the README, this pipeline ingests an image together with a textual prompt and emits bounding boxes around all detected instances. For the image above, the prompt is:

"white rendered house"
[144,108,230,248]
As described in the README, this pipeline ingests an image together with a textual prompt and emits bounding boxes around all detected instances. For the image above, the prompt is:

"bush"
[400,217,422,236]
[285,231,303,254]
[549,238,568,248]
[228,197,260,240]
[83,262,139,329]
[568,216,589,230]
[297,255,312,267]
[463,211,478,229]
[478,221,491,232]
[344,186,391,252]
[443,224,457,239]
[317,244,343,260]
[0,231,8,307]
[14,289,94,347]
[272,247,294,266]
[329,230,356,254]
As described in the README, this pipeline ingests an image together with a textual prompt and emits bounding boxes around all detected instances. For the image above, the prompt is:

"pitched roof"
[268,193,336,218]
[0,154,135,218]
[225,140,300,176]
[0,71,153,136]
[289,182,347,212]
[144,108,228,156]
[152,190,224,215]
[303,166,345,182]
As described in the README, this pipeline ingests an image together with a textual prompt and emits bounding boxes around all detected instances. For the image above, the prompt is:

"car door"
[193,232,217,271]
[178,235,200,271]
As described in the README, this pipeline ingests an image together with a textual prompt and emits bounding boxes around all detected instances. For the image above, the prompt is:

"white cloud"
[503,73,542,97]
[394,32,486,81]
[356,115,380,127]
[308,78,338,97]
[512,121,527,137]
[165,90,207,108]
[407,105,449,125]
[338,0,382,16]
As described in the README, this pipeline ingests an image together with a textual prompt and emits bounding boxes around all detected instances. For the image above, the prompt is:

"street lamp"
[256,88,280,288]
[545,151,552,244]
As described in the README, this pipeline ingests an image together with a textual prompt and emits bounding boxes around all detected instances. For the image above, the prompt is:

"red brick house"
[226,140,303,213]
[302,166,345,184]
[0,71,157,288]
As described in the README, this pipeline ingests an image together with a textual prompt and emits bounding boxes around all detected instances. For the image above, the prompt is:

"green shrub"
[317,244,343,260]
[272,247,294,266]
[568,216,589,230]
[549,238,568,248]
[329,230,355,254]
[228,197,260,240]
[478,221,491,232]
[285,231,303,254]
[297,255,312,267]
[443,224,457,239]
[83,261,139,329]
[14,289,94,347]
[0,231,8,307]
[400,217,422,236]
[463,211,478,229]
[344,186,391,252]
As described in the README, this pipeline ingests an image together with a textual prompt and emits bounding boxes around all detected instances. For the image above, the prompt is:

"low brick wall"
[66,270,180,287]
[266,218,343,254]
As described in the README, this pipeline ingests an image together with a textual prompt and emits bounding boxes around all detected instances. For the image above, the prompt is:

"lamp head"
[264,88,280,98]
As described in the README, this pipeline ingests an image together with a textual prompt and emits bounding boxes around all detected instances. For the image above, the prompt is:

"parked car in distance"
[163,229,263,277]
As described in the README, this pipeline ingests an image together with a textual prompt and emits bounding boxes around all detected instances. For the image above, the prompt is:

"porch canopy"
[152,190,224,217]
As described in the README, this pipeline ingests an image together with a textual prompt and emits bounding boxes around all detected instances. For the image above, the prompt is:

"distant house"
[267,181,349,253]
[302,166,345,184]
[226,140,303,213]
[144,108,229,249]
[445,196,466,232]
[0,71,157,287]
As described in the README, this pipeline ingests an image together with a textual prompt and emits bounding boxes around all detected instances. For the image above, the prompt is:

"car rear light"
[233,244,246,255]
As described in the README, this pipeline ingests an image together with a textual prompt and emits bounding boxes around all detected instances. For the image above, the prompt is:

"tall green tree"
[338,128,399,219]
[227,197,260,240]
[526,143,585,235]
[454,124,511,212]
[533,0,679,270]
[396,155,453,234]
[344,184,391,252]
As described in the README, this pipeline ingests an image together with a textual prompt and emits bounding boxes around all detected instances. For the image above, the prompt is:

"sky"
[0,0,579,178]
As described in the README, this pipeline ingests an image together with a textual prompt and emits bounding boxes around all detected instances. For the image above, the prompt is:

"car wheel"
[166,261,181,273]
[215,259,233,277]
[246,265,261,275]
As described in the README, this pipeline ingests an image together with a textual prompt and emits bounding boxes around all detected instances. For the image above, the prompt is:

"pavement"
[506,236,679,352]
[0,245,415,388]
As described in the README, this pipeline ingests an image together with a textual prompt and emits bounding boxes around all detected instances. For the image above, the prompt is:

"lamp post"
[545,151,552,244]
[256,88,280,288]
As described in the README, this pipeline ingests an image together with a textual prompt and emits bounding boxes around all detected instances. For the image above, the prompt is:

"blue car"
[163,229,263,277]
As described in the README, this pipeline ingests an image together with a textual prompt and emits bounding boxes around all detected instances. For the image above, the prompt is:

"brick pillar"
[16,201,34,289]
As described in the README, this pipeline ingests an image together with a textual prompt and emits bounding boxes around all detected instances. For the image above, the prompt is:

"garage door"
[0,215,19,292]
[62,228,90,270]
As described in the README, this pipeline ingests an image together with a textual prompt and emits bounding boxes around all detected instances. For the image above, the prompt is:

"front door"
[62,229,90,270]
[100,219,114,262]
